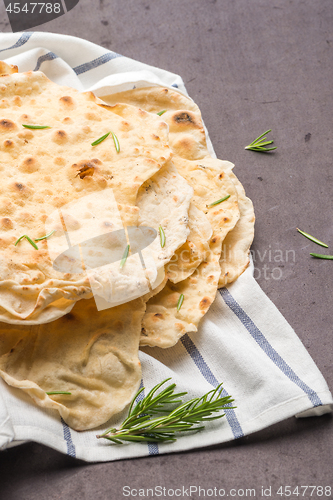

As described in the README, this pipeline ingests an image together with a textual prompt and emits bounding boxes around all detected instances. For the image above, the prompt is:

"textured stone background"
[0,1,332,498]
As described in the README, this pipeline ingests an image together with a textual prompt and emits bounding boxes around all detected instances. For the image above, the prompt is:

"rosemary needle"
[96,378,235,444]
[310,253,333,260]
[159,225,166,248]
[14,234,38,250]
[207,195,230,207]
[120,244,130,268]
[46,391,72,395]
[157,110,167,116]
[296,228,328,248]
[111,131,120,153]
[245,129,276,152]
[22,124,51,129]
[34,230,55,242]
[91,132,110,146]
[177,293,184,311]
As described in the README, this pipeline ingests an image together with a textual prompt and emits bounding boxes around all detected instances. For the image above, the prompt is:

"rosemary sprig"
[177,293,184,311]
[157,110,167,116]
[310,253,333,260]
[296,228,328,248]
[46,391,72,395]
[91,132,110,146]
[34,230,55,242]
[14,234,38,250]
[22,124,51,129]
[245,129,276,152]
[120,244,130,268]
[111,131,120,153]
[97,379,234,444]
[159,225,166,248]
[207,194,230,207]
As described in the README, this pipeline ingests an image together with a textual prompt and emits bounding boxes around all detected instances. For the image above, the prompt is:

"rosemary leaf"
[22,124,51,129]
[297,228,328,248]
[101,436,124,444]
[97,379,235,444]
[159,225,166,248]
[245,129,276,152]
[46,391,71,395]
[157,110,167,116]
[111,131,120,153]
[14,234,38,250]
[177,293,184,311]
[120,244,130,268]
[310,253,333,260]
[91,131,110,146]
[207,194,230,207]
[34,230,55,242]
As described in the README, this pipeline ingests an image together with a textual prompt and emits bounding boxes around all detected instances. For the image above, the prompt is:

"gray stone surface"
[0,0,332,498]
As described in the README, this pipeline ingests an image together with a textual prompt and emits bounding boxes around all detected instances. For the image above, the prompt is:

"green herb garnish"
[297,228,328,248]
[46,391,72,395]
[120,244,130,268]
[34,230,55,242]
[22,124,51,130]
[157,110,167,116]
[96,378,234,444]
[245,129,276,152]
[310,253,333,260]
[207,195,231,207]
[159,225,166,248]
[177,293,184,311]
[14,234,38,250]
[111,131,120,153]
[91,131,110,146]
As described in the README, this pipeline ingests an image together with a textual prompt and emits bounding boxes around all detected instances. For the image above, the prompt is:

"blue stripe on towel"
[136,379,159,456]
[220,288,322,407]
[0,33,33,53]
[61,417,76,458]
[73,52,123,75]
[33,52,58,71]
[180,333,244,439]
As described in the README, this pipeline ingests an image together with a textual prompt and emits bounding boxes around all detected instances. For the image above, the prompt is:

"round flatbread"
[0,296,145,431]
[0,71,174,324]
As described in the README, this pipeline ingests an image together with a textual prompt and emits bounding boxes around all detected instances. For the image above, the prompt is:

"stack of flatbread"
[0,62,254,430]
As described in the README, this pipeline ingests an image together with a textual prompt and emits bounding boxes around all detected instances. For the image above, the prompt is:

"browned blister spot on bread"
[0,217,13,230]
[52,130,68,144]
[18,130,34,140]
[59,96,75,108]
[10,182,33,199]
[0,119,17,132]
[12,96,22,106]
[173,112,194,125]
[199,297,212,310]
[74,161,96,179]
[0,99,9,109]
[20,157,39,173]
[3,139,14,148]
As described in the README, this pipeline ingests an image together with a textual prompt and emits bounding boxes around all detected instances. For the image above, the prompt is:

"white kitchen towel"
[0,32,332,463]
